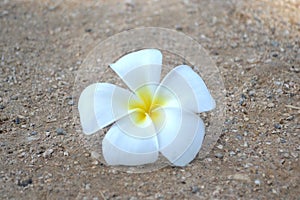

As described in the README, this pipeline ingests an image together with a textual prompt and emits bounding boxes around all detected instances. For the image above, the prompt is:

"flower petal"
[157,108,205,166]
[115,110,157,138]
[102,123,159,166]
[110,49,162,91]
[78,83,132,134]
[159,65,215,113]
[171,121,204,167]
[78,84,101,134]
[153,108,182,149]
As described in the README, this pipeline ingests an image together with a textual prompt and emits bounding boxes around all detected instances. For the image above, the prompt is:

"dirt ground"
[0,0,299,199]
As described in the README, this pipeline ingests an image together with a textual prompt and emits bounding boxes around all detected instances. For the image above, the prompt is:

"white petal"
[78,83,132,134]
[157,108,205,166]
[78,84,101,134]
[115,111,157,138]
[154,108,182,149]
[171,121,204,166]
[110,49,162,91]
[160,65,215,113]
[102,123,158,166]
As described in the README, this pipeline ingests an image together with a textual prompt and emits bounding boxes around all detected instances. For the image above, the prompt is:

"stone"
[267,103,275,108]
[215,153,223,159]
[254,179,261,185]
[56,128,65,135]
[43,149,54,158]
[191,186,199,193]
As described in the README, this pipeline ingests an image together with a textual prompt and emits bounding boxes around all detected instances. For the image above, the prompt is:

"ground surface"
[0,0,299,199]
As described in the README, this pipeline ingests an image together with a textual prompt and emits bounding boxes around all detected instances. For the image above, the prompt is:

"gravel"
[0,0,299,199]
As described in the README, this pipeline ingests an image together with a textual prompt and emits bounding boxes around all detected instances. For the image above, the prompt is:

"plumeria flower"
[78,49,215,167]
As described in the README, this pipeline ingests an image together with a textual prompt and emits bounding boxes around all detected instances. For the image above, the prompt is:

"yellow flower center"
[128,85,165,125]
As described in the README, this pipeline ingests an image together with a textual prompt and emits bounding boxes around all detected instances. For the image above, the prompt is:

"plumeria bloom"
[78,49,215,166]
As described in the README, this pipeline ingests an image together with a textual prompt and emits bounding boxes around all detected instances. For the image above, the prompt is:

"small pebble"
[244,117,249,122]
[274,124,282,129]
[230,42,238,48]
[271,40,279,47]
[244,163,253,168]
[267,103,275,108]
[215,153,223,159]
[283,30,289,35]
[274,81,282,86]
[270,52,279,57]
[247,57,258,64]
[286,116,294,121]
[289,66,300,73]
[280,138,286,143]
[124,0,135,7]
[239,93,247,105]
[267,180,272,185]
[18,152,26,158]
[15,117,20,124]
[254,179,261,185]
[234,57,242,62]
[45,131,51,137]
[175,24,183,31]
[91,151,100,159]
[18,178,33,187]
[31,131,38,135]
[92,160,99,165]
[248,90,255,96]
[27,136,39,142]
[85,183,91,190]
[10,95,18,100]
[291,152,298,158]
[56,128,65,135]
[0,10,9,17]
[191,186,199,193]
[68,100,74,106]
[283,153,289,158]
[43,149,54,158]
[0,105,4,109]
[236,134,243,140]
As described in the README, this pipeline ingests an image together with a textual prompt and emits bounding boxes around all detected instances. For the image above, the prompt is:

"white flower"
[78,49,215,166]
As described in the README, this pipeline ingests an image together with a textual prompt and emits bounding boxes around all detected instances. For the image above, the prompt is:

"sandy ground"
[0,0,299,199]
